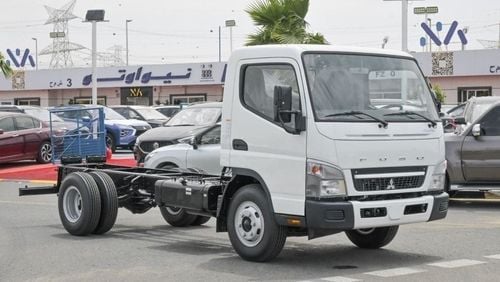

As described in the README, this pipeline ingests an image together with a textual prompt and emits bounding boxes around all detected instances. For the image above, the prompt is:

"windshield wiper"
[325,111,388,128]
[384,111,437,126]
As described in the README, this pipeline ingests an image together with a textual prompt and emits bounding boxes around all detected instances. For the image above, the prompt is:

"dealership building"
[0,62,226,107]
[0,48,499,107]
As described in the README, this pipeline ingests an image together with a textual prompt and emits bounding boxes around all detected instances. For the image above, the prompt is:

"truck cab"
[220,45,448,260]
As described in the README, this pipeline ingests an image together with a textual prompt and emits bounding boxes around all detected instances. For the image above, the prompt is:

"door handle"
[232,139,248,151]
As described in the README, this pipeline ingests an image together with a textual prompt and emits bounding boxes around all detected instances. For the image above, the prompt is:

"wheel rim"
[234,201,264,247]
[40,143,52,162]
[63,186,82,223]
[166,206,182,215]
[357,228,375,235]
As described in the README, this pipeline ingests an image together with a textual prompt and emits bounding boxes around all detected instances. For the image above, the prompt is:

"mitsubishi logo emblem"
[387,178,396,190]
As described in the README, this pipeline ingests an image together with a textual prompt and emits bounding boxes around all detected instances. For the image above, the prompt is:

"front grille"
[352,166,427,192]
[139,140,176,153]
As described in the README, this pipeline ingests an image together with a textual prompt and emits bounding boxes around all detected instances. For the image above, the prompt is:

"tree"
[246,0,327,45]
[0,52,13,78]
[432,84,445,104]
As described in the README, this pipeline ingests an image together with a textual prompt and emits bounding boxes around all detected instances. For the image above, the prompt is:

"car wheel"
[106,133,116,153]
[345,226,399,249]
[37,141,52,164]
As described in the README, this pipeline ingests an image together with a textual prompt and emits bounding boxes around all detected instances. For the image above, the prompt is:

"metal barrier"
[49,107,106,163]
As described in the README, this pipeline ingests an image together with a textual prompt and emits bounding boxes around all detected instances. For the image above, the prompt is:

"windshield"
[465,103,492,123]
[103,107,126,120]
[166,107,221,126]
[303,53,439,122]
[24,108,64,122]
[135,108,168,120]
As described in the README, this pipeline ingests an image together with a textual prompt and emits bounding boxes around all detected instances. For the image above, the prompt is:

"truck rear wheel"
[58,172,102,236]
[227,184,287,262]
[89,172,118,235]
[345,226,399,249]
[159,206,197,227]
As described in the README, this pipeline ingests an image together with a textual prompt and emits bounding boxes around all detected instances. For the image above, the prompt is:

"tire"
[37,141,52,164]
[58,172,102,236]
[345,226,399,249]
[106,133,116,153]
[89,172,118,235]
[227,184,287,262]
[159,206,197,227]
[191,216,211,226]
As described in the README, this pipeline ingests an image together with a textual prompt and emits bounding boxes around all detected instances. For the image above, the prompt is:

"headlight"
[120,128,134,137]
[429,160,447,192]
[306,160,346,198]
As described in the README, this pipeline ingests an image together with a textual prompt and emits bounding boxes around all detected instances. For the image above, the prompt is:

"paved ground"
[1,181,500,281]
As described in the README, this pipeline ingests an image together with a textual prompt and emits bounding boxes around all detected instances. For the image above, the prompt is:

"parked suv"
[134,102,221,163]
[445,97,500,196]
[110,105,168,128]
[53,105,151,152]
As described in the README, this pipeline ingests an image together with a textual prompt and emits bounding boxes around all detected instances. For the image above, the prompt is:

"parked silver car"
[143,124,222,175]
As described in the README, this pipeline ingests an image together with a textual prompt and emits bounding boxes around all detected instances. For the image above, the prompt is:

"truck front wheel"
[345,226,399,249]
[227,184,287,262]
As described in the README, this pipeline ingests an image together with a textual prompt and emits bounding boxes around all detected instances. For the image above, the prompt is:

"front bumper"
[118,134,136,147]
[305,192,448,230]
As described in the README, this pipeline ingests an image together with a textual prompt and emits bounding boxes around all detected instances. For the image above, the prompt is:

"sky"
[0,0,498,69]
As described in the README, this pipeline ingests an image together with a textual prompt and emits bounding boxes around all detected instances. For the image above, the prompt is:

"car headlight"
[429,160,447,192]
[120,128,134,137]
[306,160,346,198]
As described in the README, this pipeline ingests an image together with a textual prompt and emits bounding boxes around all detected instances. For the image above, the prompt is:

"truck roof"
[230,44,414,60]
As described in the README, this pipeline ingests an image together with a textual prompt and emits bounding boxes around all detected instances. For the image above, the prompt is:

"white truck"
[20,45,449,262]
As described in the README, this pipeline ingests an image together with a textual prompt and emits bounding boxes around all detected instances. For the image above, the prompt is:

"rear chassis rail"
[19,163,229,215]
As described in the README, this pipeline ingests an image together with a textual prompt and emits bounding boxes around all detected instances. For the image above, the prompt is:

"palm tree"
[0,52,13,78]
[246,0,327,45]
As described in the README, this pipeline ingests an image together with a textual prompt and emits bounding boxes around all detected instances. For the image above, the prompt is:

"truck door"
[230,59,307,215]
[461,106,500,182]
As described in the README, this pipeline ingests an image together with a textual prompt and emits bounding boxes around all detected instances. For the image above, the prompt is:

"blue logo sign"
[6,48,36,68]
[420,20,468,47]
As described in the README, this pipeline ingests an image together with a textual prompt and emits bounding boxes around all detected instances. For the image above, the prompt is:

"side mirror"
[189,136,199,150]
[472,124,481,137]
[273,85,292,123]
[455,117,466,125]
[0,129,3,135]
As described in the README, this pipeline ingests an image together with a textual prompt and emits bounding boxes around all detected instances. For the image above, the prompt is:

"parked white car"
[143,124,221,175]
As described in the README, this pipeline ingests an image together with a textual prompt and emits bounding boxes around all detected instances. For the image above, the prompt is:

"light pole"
[126,19,132,66]
[85,10,106,105]
[225,20,236,54]
[210,26,222,62]
[31,38,38,70]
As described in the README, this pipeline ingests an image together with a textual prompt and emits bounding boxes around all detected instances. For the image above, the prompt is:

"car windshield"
[103,107,126,120]
[303,53,439,122]
[466,103,493,123]
[24,108,64,122]
[166,107,221,126]
[134,108,167,120]
[157,107,180,118]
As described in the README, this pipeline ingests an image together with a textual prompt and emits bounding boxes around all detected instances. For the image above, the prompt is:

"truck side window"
[479,107,500,136]
[242,64,300,125]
